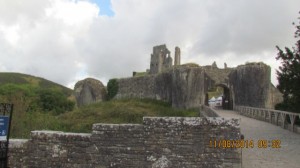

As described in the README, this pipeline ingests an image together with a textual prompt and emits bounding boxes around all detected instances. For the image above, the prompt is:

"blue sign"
[0,116,9,141]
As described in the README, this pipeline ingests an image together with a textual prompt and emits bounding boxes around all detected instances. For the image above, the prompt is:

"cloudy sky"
[0,0,299,88]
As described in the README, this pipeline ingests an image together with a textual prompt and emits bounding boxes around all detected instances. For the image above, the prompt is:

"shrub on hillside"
[38,89,74,115]
[107,79,118,100]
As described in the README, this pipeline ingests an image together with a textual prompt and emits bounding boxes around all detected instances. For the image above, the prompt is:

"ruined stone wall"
[9,117,241,168]
[116,66,206,109]
[115,75,158,100]
[115,73,173,102]
[202,66,234,85]
[229,62,272,108]
[116,62,282,109]
[171,67,206,108]
[266,84,283,109]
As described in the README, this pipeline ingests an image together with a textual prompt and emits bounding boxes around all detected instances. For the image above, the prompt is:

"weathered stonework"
[9,117,241,168]
[118,50,283,109]
[72,45,282,110]
[174,46,181,66]
[149,44,182,75]
[116,66,208,109]
[267,84,284,109]
[150,44,172,74]
[74,78,107,107]
[228,62,281,108]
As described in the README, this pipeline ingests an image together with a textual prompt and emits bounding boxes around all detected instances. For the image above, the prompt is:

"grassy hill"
[0,72,72,95]
[0,72,198,138]
[0,72,75,138]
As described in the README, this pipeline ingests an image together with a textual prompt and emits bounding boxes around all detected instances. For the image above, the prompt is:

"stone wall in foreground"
[9,117,241,168]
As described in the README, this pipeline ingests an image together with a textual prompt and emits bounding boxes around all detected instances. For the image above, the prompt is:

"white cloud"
[0,24,20,45]
[45,0,99,26]
[0,0,299,88]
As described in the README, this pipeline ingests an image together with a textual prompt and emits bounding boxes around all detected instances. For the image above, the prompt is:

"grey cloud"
[0,0,299,87]
[191,0,298,58]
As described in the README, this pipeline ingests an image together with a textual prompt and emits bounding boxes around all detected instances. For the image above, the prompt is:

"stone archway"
[215,83,233,110]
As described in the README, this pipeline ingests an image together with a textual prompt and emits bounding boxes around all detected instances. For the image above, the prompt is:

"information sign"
[0,117,9,141]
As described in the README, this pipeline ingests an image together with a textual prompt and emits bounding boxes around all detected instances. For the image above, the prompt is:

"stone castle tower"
[174,46,181,66]
[149,44,181,74]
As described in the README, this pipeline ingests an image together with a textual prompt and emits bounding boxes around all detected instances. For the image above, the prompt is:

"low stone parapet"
[9,117,242,168]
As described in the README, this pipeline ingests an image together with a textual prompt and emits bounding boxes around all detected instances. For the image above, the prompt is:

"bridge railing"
[234,106,300,134]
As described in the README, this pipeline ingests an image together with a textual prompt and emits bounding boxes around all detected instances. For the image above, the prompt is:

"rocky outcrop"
[74,78,107,107]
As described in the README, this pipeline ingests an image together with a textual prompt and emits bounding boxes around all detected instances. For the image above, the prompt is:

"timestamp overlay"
[208,139,281,149]
[213,109,300,168]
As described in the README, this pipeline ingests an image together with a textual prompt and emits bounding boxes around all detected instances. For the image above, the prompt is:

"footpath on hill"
[214,109,300,168]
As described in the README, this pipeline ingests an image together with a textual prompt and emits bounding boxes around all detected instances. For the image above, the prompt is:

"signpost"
[0,103,13,168]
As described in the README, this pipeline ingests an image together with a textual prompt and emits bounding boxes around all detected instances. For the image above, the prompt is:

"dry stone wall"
[9,117,241,168]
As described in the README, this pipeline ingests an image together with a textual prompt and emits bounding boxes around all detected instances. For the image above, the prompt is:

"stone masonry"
[149,44,180,74]
[9,117,241,168]
[228,62,283,108]
[116,65,208,109]
[116,45,283,109]
[117,61,282,109]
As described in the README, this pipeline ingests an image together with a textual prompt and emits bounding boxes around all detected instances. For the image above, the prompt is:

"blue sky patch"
[90,0,114,16]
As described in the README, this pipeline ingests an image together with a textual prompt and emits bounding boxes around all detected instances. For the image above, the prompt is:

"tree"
[275,12,300,113]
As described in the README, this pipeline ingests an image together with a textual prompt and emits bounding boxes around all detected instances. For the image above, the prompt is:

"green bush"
[37,89,75,115]
[107,79,119,100]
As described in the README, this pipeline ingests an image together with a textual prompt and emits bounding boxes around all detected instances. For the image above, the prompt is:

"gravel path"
[215,109,300,168]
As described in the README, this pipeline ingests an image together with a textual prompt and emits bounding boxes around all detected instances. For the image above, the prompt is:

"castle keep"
[149,44,181,74]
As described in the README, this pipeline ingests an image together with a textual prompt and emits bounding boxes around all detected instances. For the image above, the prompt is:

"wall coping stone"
[143,117,240,128]
[31,131,91,140]
[9,139,29,148]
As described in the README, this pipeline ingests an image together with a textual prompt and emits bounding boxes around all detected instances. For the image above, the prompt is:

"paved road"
[214,109,300,168]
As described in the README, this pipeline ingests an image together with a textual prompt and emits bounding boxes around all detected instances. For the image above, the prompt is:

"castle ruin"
[174,46,181,66]
[149,44,181,74]
[120,44,283,110]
